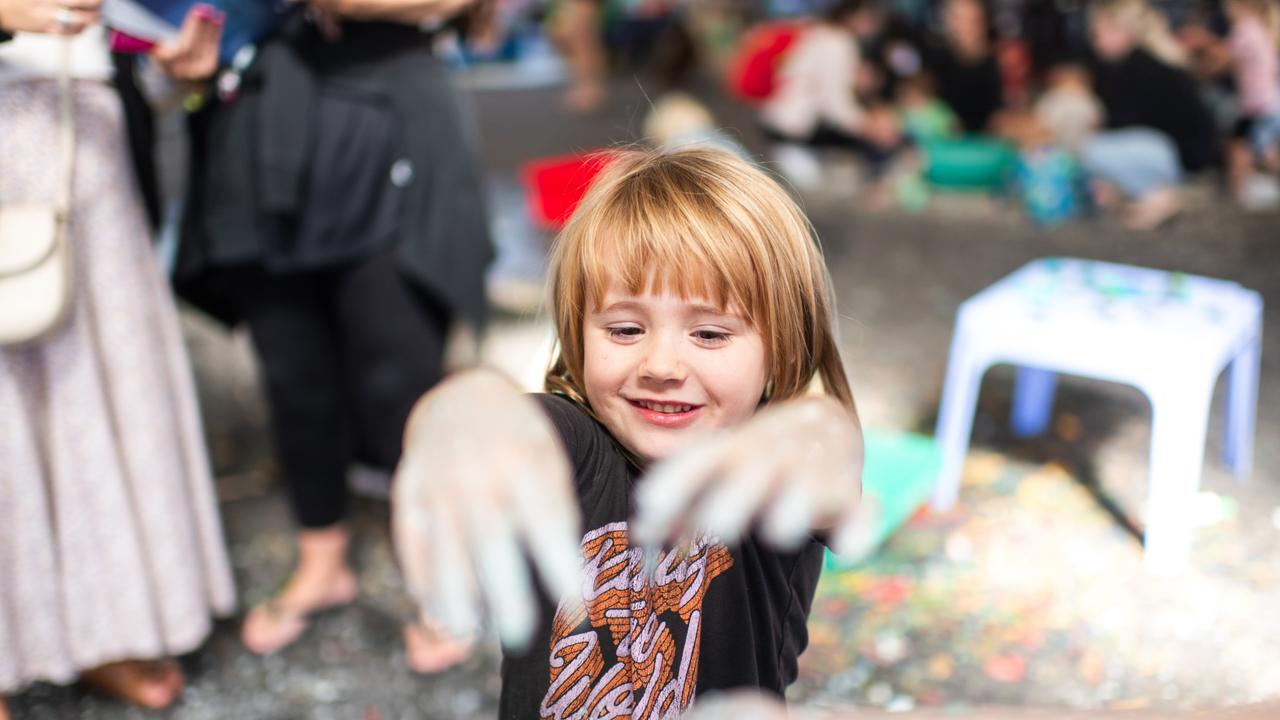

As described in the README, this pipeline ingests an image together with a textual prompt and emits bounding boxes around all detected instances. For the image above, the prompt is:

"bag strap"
[56,36,76,222]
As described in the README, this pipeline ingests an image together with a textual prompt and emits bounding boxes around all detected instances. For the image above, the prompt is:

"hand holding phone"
[149,3,224,80]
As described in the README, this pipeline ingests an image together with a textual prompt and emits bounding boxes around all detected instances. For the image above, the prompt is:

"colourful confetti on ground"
[792,451,1280,712]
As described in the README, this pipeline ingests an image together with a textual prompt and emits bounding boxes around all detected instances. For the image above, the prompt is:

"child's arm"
[392,369,584,652]
[631,394,864,557]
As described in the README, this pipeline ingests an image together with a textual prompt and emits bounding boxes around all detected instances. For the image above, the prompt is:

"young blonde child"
[392,147,864,718]
[1033,62,1104,154]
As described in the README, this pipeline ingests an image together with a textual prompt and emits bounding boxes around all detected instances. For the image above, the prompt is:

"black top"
[924,42,1004,134]
[1090,48,1221,172]
[499,395,825,719]
[176,14,493,326]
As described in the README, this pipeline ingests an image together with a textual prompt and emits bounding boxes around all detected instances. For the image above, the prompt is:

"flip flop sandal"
[242,580,358,656]
[403,619,475,674]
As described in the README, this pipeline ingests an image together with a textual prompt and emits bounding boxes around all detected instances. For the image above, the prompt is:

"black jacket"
[1091,48,1221,172]
[176,15,493,327]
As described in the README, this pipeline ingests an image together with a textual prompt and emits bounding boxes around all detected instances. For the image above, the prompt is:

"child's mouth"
[627,399,703,428]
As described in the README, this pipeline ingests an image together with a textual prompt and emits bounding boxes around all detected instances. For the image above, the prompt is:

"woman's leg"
[1080,129,1183,229]
[231,269,359,654]
[335,250,450,472]
[332,250,467,672]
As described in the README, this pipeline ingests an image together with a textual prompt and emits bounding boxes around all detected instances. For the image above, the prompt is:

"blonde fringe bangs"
[545,147,855,413]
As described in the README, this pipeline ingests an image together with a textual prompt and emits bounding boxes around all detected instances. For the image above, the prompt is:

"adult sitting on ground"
[759,0,902,186]
[1082,0,1220,229]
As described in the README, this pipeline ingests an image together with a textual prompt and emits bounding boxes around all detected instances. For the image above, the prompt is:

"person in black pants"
[176,0,492,668]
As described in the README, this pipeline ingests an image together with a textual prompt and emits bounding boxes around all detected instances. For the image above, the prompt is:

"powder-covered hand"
[392,369,583,652]
[630,396,863,558]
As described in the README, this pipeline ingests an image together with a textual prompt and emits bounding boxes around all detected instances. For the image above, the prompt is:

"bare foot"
[404,620,474,674]
[81,659,183,709]
[1124,186,1182,231]
[1,696,9,720]
[241,525,359,655]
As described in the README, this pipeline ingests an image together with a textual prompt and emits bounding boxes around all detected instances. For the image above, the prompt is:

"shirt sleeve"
[532,393,615,493]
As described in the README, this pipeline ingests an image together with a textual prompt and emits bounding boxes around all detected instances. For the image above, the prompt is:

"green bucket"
[923,137,1017,191]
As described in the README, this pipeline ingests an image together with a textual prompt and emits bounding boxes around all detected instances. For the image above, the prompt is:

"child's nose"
[638,336,686,382]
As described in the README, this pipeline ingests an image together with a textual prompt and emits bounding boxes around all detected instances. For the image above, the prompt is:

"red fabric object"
[521,151,616,230]
[996,38,1032,109]
[726,22,803,104]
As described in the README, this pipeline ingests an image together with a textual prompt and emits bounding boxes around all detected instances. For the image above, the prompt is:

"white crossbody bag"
[0,38,76,347]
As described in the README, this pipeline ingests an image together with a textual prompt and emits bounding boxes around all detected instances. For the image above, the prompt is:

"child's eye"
[692,329,730,345]
[607,326,644,340]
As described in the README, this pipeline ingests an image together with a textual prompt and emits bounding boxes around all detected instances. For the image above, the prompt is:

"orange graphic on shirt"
[540,522,735,720]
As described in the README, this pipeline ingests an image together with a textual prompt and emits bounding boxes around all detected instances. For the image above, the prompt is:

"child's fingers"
[391,456,438,608]
[427,486,484,638]
[393,502,436,610]
[509,468,584,608]
[461,487,537,651]
[760,480,817,550]
[693,460,779,546]
[632,436,727,550]
[827,496,871,559]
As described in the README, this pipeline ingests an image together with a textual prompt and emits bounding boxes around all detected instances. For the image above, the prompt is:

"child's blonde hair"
[1090,0,1189,67]
[544,147,855,413]
[1226,0,1280,48]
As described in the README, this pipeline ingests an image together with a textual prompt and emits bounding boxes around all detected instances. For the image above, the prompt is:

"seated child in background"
[896,73,961,144]
[392,147,864,719]
[1033,62,1105,155]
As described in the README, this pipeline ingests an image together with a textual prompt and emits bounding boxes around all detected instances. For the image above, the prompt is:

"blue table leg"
[1011,367,1057,438]
[1223,335,1261,481]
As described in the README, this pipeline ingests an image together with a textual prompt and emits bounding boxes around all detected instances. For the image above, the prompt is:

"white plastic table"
[930,258,1263,573]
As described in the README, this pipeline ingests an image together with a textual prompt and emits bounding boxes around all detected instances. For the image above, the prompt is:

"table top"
[959,258,1263,379]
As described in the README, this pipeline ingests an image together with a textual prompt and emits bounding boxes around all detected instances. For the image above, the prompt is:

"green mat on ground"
[826,429,941,570]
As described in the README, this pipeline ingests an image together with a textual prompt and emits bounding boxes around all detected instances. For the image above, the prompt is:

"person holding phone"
[0,4,233,713]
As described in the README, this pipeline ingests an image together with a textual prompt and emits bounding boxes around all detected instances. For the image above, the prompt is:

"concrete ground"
[8,72,1280,718]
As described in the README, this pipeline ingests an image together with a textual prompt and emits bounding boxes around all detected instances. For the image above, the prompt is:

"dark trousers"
[762,121,902,177]
[228,249,449,528]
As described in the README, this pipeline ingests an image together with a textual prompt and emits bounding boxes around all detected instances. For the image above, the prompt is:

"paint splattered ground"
[795,451,1280,713]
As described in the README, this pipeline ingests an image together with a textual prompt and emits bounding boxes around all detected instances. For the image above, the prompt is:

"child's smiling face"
[583,285,769,462]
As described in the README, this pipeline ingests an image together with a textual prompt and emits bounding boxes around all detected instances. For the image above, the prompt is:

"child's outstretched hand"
[392,370,583,652]
[630,396,863,558]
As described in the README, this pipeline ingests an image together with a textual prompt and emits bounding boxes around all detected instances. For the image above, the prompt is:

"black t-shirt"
[499,394,825,719]
[1090,48,1221,172]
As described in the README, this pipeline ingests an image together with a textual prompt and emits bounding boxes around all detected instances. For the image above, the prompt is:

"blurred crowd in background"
[1,0,1277,716]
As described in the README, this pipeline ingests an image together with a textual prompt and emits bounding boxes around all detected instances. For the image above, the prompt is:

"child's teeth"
[639,401,693,413]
